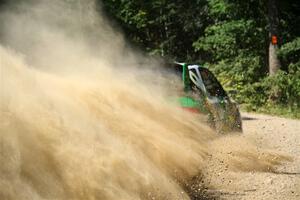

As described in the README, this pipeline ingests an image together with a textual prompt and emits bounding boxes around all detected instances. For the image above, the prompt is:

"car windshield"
[199,68,227,98]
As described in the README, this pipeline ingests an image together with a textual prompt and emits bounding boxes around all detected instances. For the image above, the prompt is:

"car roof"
[168,62,209,70]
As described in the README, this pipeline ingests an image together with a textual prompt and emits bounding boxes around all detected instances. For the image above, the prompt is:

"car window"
[199,68,227,97]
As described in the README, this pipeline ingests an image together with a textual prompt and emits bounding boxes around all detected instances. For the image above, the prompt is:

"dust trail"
[0,1,289,199]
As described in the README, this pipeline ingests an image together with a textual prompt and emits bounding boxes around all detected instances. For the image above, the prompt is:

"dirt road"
[205,112,300,200]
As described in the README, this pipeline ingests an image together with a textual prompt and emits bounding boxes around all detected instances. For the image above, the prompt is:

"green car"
[166,62,242,133]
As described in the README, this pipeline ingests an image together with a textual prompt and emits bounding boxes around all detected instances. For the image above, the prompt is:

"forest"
[100,0,300,118]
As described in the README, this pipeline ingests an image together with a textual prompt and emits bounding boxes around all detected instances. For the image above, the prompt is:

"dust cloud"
[0,1,289,199]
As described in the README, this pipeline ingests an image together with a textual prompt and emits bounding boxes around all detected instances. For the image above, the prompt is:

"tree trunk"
[268,0,280,75]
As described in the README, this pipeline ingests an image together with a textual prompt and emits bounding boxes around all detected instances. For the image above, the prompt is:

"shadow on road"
[242,116,258,121]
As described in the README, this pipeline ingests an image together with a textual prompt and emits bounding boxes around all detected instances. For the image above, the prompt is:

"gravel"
[206,112,300,200]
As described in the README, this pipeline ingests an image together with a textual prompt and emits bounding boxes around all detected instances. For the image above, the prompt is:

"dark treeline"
[101,0,300,117]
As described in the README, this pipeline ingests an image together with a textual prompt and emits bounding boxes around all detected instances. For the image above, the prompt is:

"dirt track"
[206,112,300,200]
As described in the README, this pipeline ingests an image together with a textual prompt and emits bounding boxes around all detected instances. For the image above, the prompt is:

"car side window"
[199,68,227,98]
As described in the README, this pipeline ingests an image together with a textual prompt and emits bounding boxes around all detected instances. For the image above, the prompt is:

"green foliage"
[278,37,300,63]
[101,0,208,60]
[255,105,300,119]
[193,19,264,61]
[236,65,300,112]
[208,0,234,18]
[192,0,299,117]
[266,70,300,106]
[87,0,300,118]
[100,0,300,117]
[203,54,266,110]
[263,37,300,112]
[193,0,268,110]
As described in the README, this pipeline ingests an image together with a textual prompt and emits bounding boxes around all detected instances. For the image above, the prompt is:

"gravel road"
[205,112,300,200]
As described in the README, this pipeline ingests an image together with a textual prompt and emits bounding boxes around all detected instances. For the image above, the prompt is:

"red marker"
[272,35,278,45]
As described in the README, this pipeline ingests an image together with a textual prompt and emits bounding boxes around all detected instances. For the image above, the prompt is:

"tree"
[268,0,281,75]
[101,0,209,61]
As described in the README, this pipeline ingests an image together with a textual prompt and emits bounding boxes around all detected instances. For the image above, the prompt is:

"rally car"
[166,62,242,133]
